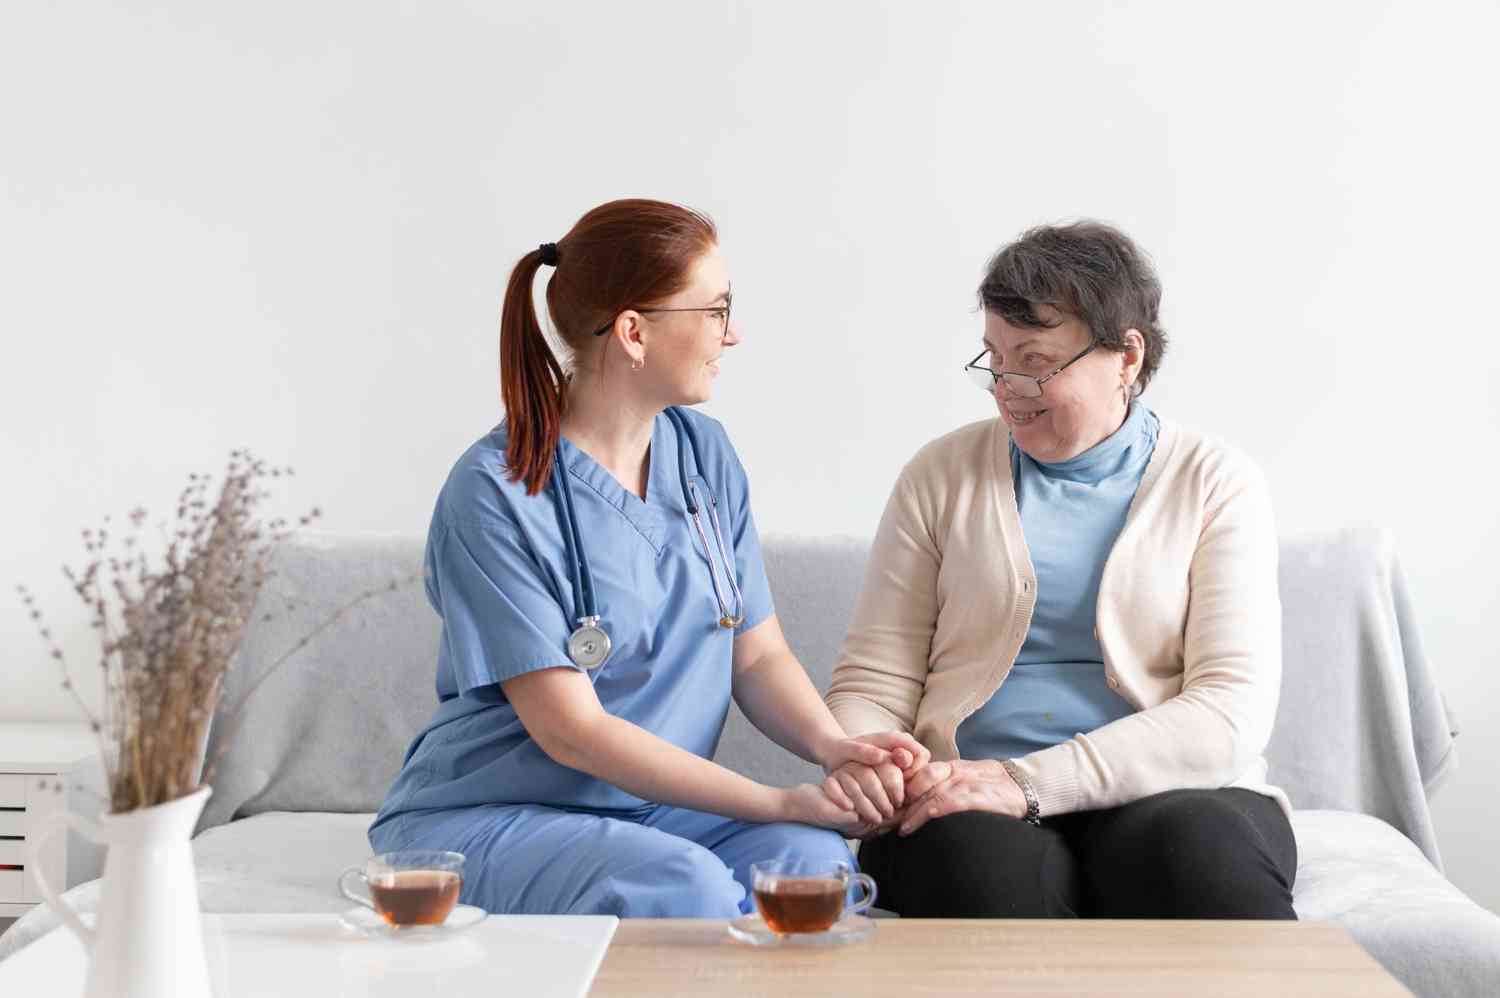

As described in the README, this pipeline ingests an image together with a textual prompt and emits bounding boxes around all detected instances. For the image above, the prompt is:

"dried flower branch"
[20,450,415,813]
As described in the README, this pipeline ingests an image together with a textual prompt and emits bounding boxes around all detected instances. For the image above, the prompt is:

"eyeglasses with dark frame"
[592,299,732,338]
[963,342,1098,398]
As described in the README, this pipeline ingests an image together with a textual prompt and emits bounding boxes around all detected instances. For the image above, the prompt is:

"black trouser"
[858,788,1298,919]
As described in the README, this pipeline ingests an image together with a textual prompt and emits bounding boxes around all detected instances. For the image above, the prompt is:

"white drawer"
[0,868,25,903]
[0,809,25,836]
[0,839,24,866]
[0,774,26,808]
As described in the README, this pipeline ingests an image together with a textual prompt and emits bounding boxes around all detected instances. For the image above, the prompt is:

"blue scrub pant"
[369,803,855,918]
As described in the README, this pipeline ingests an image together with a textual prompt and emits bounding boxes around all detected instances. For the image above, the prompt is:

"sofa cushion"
[1292,809,1500,998]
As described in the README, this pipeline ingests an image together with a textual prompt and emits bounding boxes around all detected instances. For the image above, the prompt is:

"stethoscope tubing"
[551,455,596,624]
[552,407,745,669]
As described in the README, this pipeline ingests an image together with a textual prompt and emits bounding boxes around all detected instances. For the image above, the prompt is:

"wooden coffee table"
[590,919,1411,997]
[0,914,1411,996]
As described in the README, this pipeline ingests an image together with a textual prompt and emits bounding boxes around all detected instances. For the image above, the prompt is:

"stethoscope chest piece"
[568,616,611,670]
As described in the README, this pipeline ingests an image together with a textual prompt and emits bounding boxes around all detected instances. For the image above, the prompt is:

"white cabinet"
[0,724,102,919]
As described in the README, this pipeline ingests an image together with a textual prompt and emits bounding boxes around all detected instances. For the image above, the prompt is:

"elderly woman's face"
[982,307,1142,463]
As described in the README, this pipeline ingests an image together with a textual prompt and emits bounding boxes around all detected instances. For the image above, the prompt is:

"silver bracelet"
[1001,759,1042,826]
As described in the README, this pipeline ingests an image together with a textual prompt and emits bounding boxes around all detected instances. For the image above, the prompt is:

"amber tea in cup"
[339,850,465,927]
[750,859,876,935]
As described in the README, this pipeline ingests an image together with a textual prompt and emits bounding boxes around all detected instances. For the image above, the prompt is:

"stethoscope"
[551,406,746,670]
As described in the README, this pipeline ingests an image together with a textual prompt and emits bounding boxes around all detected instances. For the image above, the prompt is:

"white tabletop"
[0,913,620,997]
[0,722,99,773]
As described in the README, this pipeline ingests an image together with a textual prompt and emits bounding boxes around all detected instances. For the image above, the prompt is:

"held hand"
[808,731,932,832]
[896,759,1028,837]
[817,736,893,773]
[814,737,899,826]
[822,759,907,826]
[848,731,931,778]
[816,731,931,778]
[782,783,868,836]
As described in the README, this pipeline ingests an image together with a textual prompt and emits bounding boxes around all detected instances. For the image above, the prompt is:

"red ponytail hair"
[498,199,717,495]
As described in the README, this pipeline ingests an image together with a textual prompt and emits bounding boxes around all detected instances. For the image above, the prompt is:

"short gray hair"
[978,221,1168,395]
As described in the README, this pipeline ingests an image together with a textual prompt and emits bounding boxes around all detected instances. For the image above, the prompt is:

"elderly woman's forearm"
[1008,669,1276,816]
[823,468,939,739]
[826,654,927,737]
[825,689,916,737]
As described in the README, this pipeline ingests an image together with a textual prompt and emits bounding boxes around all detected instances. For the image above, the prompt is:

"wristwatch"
[1001,759,1042,826]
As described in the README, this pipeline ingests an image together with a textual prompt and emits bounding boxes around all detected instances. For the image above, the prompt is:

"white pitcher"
[30,785,214,998]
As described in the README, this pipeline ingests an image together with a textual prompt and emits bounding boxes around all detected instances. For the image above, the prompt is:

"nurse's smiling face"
[982,305,1142,463]
[639,247,741,405]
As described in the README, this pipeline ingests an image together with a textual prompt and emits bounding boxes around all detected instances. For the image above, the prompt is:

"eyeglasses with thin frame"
[963,342,1097,398]
[592,299,732,338]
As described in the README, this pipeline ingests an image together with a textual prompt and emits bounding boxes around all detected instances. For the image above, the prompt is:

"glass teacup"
[339,850,464,927]
[750,858,876,935]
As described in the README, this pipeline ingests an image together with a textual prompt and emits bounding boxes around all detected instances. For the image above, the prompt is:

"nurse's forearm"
[547,713,792,823]
[506,667,817,824]
[732,650,849,770]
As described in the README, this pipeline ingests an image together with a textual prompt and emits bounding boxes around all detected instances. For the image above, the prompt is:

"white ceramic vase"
[30,785,214,998]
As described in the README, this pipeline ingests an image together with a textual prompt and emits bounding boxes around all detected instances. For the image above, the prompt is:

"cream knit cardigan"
[825,415,1290,818]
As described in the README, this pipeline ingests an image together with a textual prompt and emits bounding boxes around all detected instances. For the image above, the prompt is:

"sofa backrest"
[200,529,1452,861]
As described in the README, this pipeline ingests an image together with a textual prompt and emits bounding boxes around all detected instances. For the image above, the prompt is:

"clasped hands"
[819,733,1029,838]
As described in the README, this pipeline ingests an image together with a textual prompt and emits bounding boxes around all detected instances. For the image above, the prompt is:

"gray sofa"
[4,529,1498,996]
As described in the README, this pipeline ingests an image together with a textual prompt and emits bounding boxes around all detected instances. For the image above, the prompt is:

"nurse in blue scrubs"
[370,198,928,918]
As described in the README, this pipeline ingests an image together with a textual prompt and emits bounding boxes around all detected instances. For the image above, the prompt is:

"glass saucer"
[726,913,875,947]
[338,903,487,939]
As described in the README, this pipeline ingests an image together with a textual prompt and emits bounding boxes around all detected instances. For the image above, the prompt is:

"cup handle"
[28,809,106,951]
[338,867,377,911]
[845,872,878,917]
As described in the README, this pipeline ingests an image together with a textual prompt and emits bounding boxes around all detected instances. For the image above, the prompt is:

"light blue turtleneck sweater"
[956,402,1160,763]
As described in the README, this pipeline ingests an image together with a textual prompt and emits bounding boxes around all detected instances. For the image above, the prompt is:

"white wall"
[3,1,1496,909]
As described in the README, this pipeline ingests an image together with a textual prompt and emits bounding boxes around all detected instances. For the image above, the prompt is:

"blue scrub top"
[373,409,775,830]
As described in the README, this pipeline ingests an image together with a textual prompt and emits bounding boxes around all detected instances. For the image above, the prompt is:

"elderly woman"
[821,222,1296,919]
